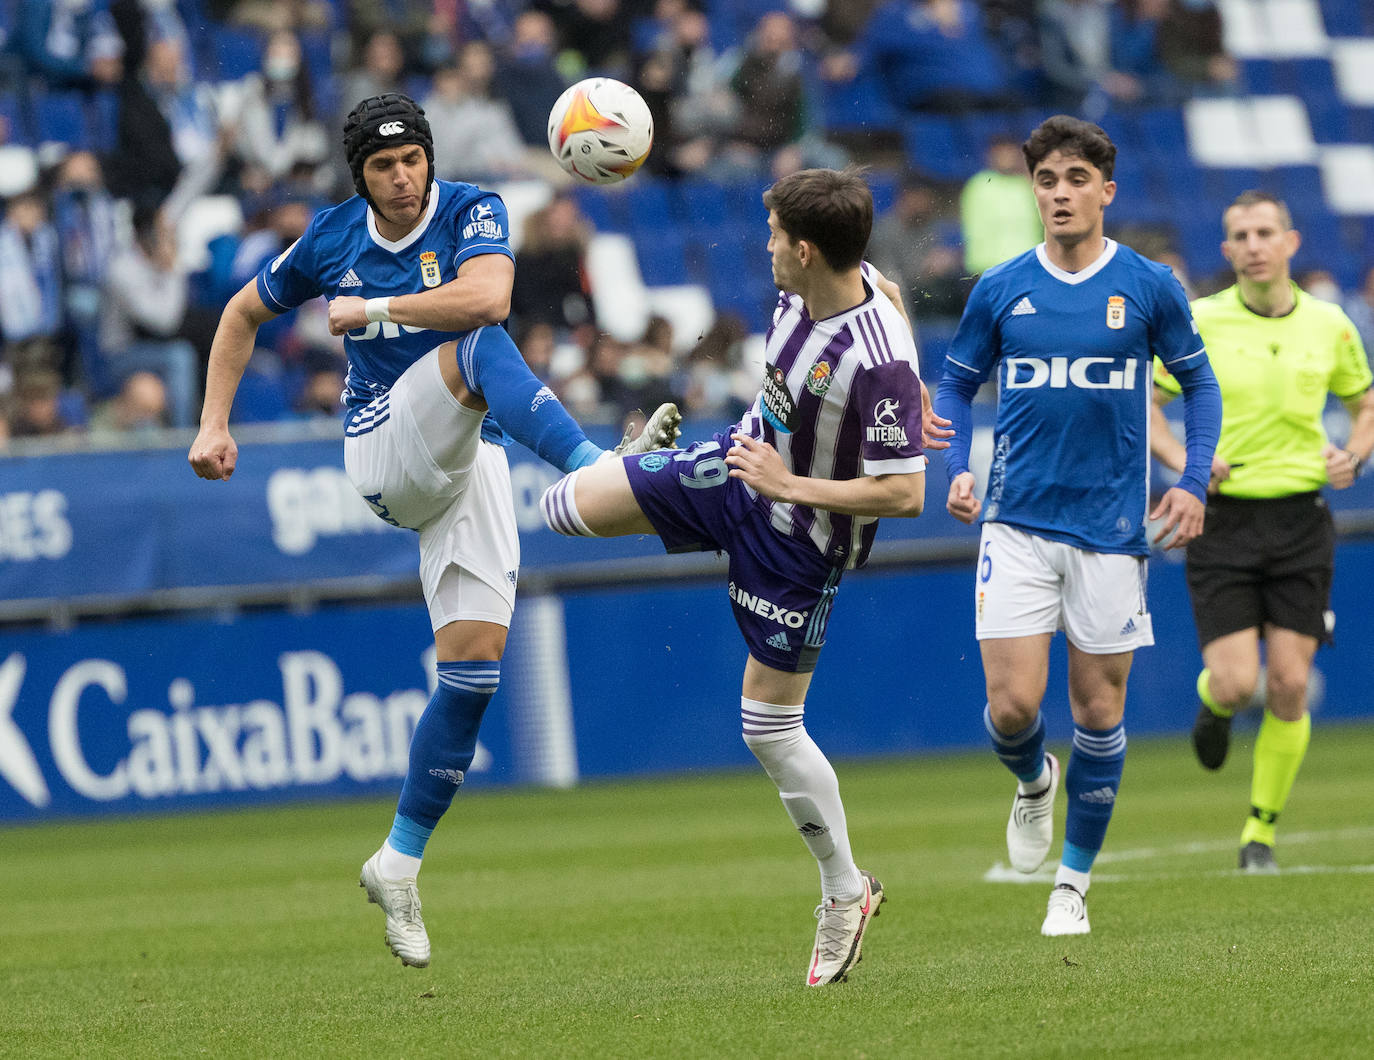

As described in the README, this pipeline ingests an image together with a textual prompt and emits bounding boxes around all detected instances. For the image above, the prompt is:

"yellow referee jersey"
[1155,283,1371,498]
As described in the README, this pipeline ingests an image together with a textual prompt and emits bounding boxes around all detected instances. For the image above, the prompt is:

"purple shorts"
[623,434,842,673]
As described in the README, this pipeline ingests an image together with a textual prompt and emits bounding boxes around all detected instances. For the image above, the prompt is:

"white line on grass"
[982,825,1374,884]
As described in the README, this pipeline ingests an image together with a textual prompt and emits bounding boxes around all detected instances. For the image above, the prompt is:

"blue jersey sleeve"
[1148,270,1219,501]
[256,228,323,314]
[935,276,1000,478]
[1150,270,1207,373]
[451,193,516,272]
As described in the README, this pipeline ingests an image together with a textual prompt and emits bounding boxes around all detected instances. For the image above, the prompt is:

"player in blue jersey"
[932,116,1222,935]
[541,167,950,985]
[187,94,680,968]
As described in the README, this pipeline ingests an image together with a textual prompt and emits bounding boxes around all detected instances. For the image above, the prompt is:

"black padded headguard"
[342,93,435,210]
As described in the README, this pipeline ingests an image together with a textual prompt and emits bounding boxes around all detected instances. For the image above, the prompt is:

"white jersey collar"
[366,182,441,252]
[1035,238,1118,285]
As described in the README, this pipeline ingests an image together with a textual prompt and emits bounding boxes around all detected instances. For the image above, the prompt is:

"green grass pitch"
[3,722,1372,1059]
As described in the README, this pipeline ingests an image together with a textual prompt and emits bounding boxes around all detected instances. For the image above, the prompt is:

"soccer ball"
[547,77,654,185]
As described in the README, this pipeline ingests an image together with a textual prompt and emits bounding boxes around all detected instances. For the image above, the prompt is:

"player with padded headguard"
[188,92,680,968]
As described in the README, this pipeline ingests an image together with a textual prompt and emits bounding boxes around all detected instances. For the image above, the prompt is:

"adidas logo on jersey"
[766,632,792,652]
[1078,786,1117,805]
[1011,297,1036,316]
[338,269,363,288]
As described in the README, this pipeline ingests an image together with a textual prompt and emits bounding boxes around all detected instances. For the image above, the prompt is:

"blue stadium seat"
[1317,0,1368,36]
[210,26,264,81]
[571,186,614,232]
[821,70,902,137]
[231,367,289,423]
[1239,59,1280,96]
[33,90,88,148]
[606,177,674,233]
[85,89,119,154]
[675,178,729,227]
[903,114,979,182]
[0,91,30,145]
[632,228,689,287]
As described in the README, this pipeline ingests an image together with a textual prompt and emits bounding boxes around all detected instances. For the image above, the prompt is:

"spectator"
[232,29,331,185]
[1296,268,1342,304]
[0,191,63,348]
[511,192,597,336]
[343,0,456,75]
[959,133,1042,274]
[868,175,969,321]
[1153,0,1236,97]
[722,11,808,176]
[828,0,1017,114]
[9,363,73,438]
[293,347,346,419]
[105,34,193,206]
[210,0,331,32]
[538,0,637,80]
[424,42,543,185]
[98,204,198,427]
[1037,0,1177,115]
[337,30,406,119]
[51,150,119,388]
[87,368,170,440]
[493,10,568,148]
[13,0,124,90]
[634,0,731,177]
[1344,265,1374,357]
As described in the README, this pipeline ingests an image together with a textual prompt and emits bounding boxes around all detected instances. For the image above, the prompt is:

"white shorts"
[974,522,1153,653]
[343,346,519,631]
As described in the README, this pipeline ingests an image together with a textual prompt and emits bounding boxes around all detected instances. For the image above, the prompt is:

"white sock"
[1054,863,1090,896]
[379,840,423,881]
[741,696,863,901]
[1017,758,1051,796]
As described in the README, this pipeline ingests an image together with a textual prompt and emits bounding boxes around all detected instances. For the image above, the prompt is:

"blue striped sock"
[390,661,500,855]
[985,705,1046,784]
[1062,721,1127,873]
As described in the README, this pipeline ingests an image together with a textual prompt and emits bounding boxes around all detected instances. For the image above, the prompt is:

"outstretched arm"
[188,280,278,480]
[328,254,515,336]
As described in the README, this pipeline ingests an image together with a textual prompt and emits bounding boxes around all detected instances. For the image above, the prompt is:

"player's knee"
[1208,667,1259,708]
[541,471,597,537]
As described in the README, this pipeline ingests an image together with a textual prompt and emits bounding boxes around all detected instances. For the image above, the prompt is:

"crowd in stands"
[0,0,1369,449]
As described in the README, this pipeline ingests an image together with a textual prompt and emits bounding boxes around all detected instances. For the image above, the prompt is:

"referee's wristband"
[364,297,393,323]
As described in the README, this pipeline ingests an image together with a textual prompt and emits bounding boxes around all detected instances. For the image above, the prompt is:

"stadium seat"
[1318,143,1374,214]
[0,143,37,196]
[675,178,729,227]
[177,195,245,272]
[585,232,652,342]
[210,26,265,81]
[632,227,689,287]
[820,70,903,137]
[231,366,289,422]
[1316,0,1367,36]
[644,285,716,355]
[493,179,554,252]
[571,186,614,232]
[0,91,29,145]
[903,114,979,182]
[1331,39,1374,107]
[33,91,88,148]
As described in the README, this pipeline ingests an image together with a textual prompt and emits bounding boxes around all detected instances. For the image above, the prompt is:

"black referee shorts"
[1184,491,1334,649]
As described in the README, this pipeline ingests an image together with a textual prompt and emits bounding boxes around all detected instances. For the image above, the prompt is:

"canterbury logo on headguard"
[378,121,405,135]
[342,93,435,206]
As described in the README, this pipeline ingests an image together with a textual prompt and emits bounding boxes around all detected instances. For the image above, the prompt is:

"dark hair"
[1225,190,1293,232]
[1022,115,1117,182]
[341,93,434,206]
[762,166,873,270]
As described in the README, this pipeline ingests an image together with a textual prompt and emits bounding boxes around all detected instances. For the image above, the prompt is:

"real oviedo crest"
[419,251,441,288]
[1107,295,1126,330]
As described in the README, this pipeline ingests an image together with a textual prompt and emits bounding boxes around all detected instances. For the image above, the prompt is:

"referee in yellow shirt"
[1152,191,1374,873]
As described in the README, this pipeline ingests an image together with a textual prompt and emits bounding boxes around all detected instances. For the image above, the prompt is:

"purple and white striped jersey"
[734,262,927,569]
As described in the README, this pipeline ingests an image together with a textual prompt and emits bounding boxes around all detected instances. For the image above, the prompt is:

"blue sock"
[388,660,500,857]
[985,704,1046,784]
[1062,721,1127,873]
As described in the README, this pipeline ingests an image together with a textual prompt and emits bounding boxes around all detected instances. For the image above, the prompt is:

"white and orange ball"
[547,77,654,185]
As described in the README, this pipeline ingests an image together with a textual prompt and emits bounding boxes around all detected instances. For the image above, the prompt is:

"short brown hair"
[1022,115,1117,182]
[761,166,873,271]
[1224,190,1293,234]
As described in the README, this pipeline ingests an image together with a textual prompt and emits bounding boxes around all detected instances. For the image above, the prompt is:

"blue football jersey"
[256,179,515,438]
[944,240,1206,554]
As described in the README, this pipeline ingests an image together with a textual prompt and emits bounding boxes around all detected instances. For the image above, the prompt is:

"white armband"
[364,297,393,323]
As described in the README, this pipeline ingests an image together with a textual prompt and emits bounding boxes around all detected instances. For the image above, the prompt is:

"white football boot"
[1007,752,1060,873]
[1041,883,1090,936]
[360,848,431,967]
[806,871,885,986]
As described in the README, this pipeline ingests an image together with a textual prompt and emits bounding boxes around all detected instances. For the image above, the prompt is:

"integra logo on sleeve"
[728,582,809,627]
[866,397,908,446]
[463,201,504,240]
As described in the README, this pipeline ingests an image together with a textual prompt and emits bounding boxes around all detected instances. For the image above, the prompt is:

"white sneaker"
[1040,883,1090,936]
[612,402,682,455]
[359,848,431,967]
[1007,752,1060,873]
[806,871,884,986]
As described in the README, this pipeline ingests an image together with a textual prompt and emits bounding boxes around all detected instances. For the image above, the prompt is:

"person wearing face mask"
[232,28,330,184]
[1151,192,1374,874]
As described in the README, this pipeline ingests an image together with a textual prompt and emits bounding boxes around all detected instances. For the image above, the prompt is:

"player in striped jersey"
[541,167,944,985]
[933,116,1222,936]
[188,94,680,969]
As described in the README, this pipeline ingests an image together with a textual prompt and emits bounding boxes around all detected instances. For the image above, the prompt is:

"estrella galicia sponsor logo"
[728,582,809,628]
[866,397,908,447]
[638,452,671,472]
[428,768,465,786]
[462,201,504,241]
[378,121,405,136]
[761,363,798,433]
[804,360,832,396]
